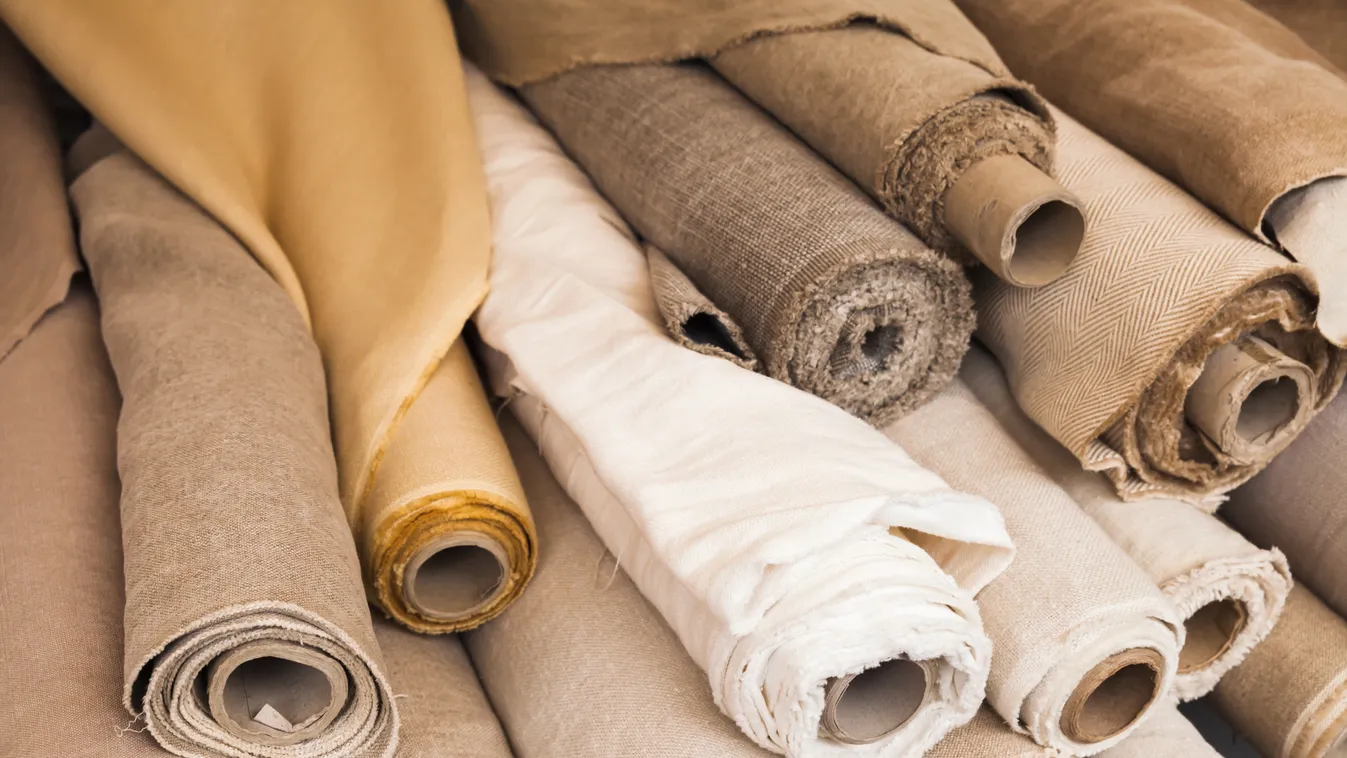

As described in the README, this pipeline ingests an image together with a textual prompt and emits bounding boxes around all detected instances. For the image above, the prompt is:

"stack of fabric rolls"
[3,0,1347,757]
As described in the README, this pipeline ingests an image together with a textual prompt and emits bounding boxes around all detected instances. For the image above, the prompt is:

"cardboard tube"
[820,659,930,745]
[206,640,349,747]
[943,154,1086,287]
[1060,648,1165,744]
[403,533,510,623]
[1178,598,1248,675]
[1185,336,1315,464]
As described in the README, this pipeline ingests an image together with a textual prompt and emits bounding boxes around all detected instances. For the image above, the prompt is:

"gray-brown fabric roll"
[1245,0,1347,74]
[0,24,79,363]
[68,144,397,757]
[645,243,759,371]
[522,62,973,425]
[1212,586,1347,758]
[711,25,1085,286]
[1224,390,1347,621]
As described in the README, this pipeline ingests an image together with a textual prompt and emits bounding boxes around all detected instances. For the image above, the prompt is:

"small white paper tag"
[254,704,294,732]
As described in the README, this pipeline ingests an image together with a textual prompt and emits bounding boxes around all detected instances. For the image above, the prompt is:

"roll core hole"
[1071,663,1160,742]
[1007,199,1087,286]
[412,544,505,617]
[861,325,901,366]
[1178,599,1247,674]
[822,659,928,745]
[1237,377,1300,442]
[222,656,332,731]
[682,312,748,360]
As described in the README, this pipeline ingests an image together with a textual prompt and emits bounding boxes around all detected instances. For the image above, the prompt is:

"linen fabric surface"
[0,23,78,363]
[522,62,973,427]
[886,381,1182,755]
[960,345,1292,701]
[1095,708,1222,758]
[1212,586,1347,758]
[0,0,496,537]
[468,65,1013,757]
[975,110,1344,505]
[69,145,396,758]
[955,0,1347,344]
[1245,0,1347,74]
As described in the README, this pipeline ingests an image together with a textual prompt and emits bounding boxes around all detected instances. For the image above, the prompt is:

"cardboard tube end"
[403,534,509,623]
[1185,337,1315,461]
[206,640,348,747]
[944,154,1085,287]
[1060,648,1164,745]
[821,659,929,745]
[1178,599,1248,674]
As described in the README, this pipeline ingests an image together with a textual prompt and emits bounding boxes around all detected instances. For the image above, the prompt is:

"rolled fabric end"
[645,243,759,371]
[820,659,932,745]
[207,639,350,746]
[1265,176,1347,348]
[943,154,1085,287]
[1059,648,1165,746]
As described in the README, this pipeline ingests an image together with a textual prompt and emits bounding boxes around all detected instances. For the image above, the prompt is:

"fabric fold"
[960,345,1291,701]
[975,110,1344,504]
[69,146,396,758]
[646,243,760,371]
[468,64,1012,757]
[522,62,974,426]
[886,380,1182,755]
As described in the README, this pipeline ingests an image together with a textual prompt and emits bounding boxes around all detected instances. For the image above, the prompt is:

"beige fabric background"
[0,24,78,362]
[70,148,396,757]
[0,0,495,533]
[1246,0,1347,73]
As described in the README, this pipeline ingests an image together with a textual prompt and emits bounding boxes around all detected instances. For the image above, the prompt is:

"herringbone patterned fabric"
[977,111,1344,502]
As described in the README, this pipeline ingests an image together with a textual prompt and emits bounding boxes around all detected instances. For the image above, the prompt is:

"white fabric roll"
[465,64,1015,758]
[960,345,1291,701]
[1097,708,1221,758]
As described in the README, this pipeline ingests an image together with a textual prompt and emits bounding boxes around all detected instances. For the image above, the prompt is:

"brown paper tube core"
[943,154,1086,287]
[1185,336,1314,463]
[403,534,509,622]
[1178,599,1248,674]
[1060,648,1164,744]
[820,659,930,745]
[207,640,349,746]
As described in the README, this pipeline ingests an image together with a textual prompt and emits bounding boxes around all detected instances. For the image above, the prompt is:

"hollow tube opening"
[821,659,929,745]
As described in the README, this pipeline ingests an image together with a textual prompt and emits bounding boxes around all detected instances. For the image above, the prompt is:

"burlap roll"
[522,63,973,425]
[975,111,1344,504]
[955,0,1347,343]
[1213,586,1347,758]
[1246,0,1347,73]
[646,244,760,371]
[960,345,1291,701]
[711,25,1085,286]
[69,147,396,757]
[0,25,78,362]
[886,381,1182,755]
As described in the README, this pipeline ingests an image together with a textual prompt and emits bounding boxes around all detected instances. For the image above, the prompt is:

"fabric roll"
[925,709,1056,757]
[522,63,973,426]
[1224,388,1347,622]
[357,338,536,633]
[0,24,78,363]
[960,345,1291,701]
[886,382,1182,755]
[1213,586,1347,758]
[1245,0,1347,73]
[975,110,1344,505]
[469,64,1013,757]
[711,25,1084,286]
[955,0,1347,344]
[69,146,396,756]
[1095,708,1222,758]
[0,0,495,537]
[646,243,760,371]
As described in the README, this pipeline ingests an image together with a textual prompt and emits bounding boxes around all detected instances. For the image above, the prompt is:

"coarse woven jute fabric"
[69,146,397,758]
[1224,388,1347,622]
[645,243,760,371]
[959,345,1291,701]
[522,63,973,426]
[710,24,1055,263]
[955,0,1347,343]
[468,65,1014,758]
[358,337,536,634]
[0,0,495,539]
[886,379,1182,755]
[1213,586,1347,758]
[1245,0,1347,74]
[0,23,78,364]
[975,110,1345,505]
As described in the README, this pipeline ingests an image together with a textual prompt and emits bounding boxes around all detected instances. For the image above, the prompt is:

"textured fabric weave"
[646,244,760,371]
[522,63,972,426]
[1096,708,1221,758]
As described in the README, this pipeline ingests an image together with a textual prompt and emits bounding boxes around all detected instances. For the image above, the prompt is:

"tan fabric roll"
[522,63,973,425]
[359,339,536,633]
[961,345,1291,701]
[925,709,1056,757]
[711,26,1084,286]
[70,148,396,757]
[886,381,1182,755]
[1246,0,1347,73]
[0,0,494,532]
[0,24,78,363]
[646,244,760,371]
[1213,586,1347,758]
[975,111,1344,504]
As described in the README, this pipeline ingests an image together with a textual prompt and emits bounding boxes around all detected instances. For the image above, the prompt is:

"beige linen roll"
[522,63,973,425]
[1213,586,1347,758]
[1096,708,1222,758]
[1246,0,1347,73]
[975,111,1344,504]
[961,345,1292,701]
[69,147,396,757]
[886,381,1182,755]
